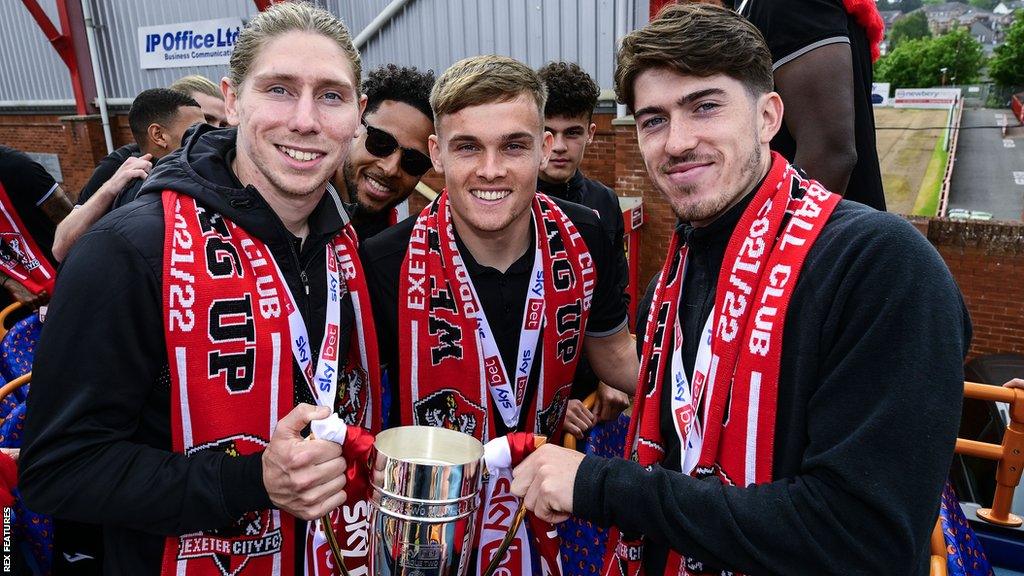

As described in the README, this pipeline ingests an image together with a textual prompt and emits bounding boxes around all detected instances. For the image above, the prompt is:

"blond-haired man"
[169,74,229,128]
[22,3,381,574]
[361,55,638,574]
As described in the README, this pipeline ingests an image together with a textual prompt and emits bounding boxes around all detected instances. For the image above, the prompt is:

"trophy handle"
[481,435,547,576]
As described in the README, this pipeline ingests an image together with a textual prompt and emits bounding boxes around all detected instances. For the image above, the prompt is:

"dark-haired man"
[52,88,204,261]
[512,4,968,575]
[334,63,434,239]
[537,62,631,439]
[70,76,224,214]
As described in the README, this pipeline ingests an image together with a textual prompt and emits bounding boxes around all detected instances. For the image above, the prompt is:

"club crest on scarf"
[0,234,40,271]
[176,436,283,576]
[535,382,570,437]
[414,389,484,436]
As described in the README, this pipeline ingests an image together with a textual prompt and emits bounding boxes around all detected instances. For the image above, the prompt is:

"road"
[947,107,1024,221]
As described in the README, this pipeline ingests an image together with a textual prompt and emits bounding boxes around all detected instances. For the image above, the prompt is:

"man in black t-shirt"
[741,0,886,210]
[53,89,204,261]
[361,56,638,433]
[536,62,631,438]
[362,54,637,575]
[0,146,73,306]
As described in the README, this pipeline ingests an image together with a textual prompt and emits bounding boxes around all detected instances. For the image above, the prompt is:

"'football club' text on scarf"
[604,154,840,576]
[398,191,593,575]
[160,191,381,576]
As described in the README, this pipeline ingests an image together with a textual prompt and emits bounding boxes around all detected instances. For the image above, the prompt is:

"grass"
[911,134,948,217]
[874,108,948,215]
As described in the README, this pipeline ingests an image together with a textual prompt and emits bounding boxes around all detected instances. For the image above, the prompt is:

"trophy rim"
[373,425,484,466]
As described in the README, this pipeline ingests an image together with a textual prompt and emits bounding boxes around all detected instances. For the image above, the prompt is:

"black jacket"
[20,125,354,574]
[574,195,970,575]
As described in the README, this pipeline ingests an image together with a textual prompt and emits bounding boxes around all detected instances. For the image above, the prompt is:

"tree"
[875,27,985,88]
[968,0,999,9]
[888,11,932,51]
[989,11,1024,88]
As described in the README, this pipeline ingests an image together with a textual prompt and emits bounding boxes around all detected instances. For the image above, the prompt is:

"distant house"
[993,1,1024,15]
[971,20,996,45]
[918,2,1003,34]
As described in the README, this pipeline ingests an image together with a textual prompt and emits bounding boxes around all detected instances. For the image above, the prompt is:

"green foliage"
[888,11,931,51]
[989,11,1024,87]
[876,27,985,88]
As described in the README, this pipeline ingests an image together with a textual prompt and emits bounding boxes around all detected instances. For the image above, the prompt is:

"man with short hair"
[75,75,225,211]
[537,61,631,438]
[22,4,380,574]
[52,88,205,261]
[334,63,434,239]
[362,55,638,575]
[169,74,229,128]
[512,5,968,575]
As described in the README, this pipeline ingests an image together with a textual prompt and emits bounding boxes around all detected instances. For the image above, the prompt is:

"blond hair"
[168,75,222,100]
[228,1,361,92]
[430,55,546,128]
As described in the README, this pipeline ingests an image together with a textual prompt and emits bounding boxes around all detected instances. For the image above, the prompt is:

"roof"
[922,1,972,13]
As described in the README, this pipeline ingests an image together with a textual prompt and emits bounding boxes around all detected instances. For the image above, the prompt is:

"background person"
[52,88,205,261]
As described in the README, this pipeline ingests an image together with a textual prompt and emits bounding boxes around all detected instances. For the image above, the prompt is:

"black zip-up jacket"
[20,125,354,574]
[574,193,971,575]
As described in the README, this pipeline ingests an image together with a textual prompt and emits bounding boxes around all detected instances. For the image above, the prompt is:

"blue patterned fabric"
[940,480,994,576]
[2,392,52,574]
[0,400,25,447]
[558,414,630,576]
[0,311,40,384]
[0,391,18,422]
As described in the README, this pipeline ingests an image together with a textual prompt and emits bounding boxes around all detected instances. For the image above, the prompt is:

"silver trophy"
[368,426,486,576]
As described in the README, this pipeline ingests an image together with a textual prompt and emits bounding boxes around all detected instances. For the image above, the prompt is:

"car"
[947,209,993,221]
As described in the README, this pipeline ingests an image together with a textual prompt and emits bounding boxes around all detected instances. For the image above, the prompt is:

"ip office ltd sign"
[138,18,242,69]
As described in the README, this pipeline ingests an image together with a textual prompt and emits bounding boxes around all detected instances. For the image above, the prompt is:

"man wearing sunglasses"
[335,64,434,239]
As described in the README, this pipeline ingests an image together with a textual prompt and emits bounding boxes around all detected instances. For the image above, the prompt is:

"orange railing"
[930,381,1024,575]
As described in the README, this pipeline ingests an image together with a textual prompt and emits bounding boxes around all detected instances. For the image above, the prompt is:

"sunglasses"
[362,121,433,177]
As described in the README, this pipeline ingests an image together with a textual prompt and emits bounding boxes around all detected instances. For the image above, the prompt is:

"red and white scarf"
[604,154,840,576]
[160,191,381,576]
[398,190,594,575]
[0,181,56,296]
